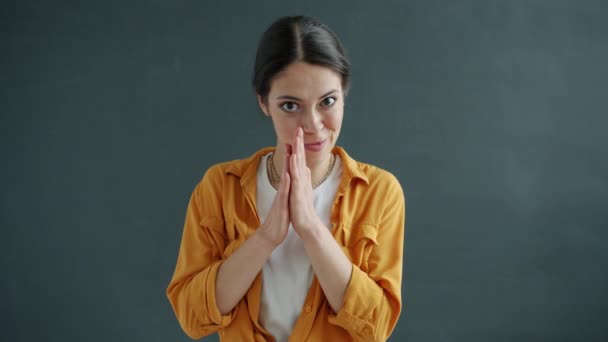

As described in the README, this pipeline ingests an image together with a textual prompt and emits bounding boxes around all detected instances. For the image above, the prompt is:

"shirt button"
[363,327,372,335]
[305,305,312,313]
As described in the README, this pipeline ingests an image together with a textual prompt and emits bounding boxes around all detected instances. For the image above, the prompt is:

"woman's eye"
[321,97,336,107]
[280,102,300,112]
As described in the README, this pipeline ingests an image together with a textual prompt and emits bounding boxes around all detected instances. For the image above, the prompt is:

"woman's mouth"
[304,138,327,152]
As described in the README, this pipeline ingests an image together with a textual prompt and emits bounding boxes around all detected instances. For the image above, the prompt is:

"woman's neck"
[271,146,333,187]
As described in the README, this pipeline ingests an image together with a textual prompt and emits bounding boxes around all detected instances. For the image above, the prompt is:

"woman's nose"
[301,108,323,133]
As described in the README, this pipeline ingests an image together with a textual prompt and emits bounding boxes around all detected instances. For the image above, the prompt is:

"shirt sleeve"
[166,166,236,339]
[328,174,406,341]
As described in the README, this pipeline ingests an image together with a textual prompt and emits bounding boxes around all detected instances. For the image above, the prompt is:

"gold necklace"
[266,153,280,189]
[267,152,336,190]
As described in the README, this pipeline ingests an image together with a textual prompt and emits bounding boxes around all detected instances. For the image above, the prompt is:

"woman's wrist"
[296,218,326,246]
[254,225,282,250]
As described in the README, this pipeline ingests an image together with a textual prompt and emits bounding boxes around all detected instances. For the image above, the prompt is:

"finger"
[281,165,291,222]
[284,144,291,175]
[293,128,300,165]
[282,174,291,224]
[294,128,301,169]
[290,151,299,180]
[282,171,290,207]
[298,127,305,169]
[281,169,290,207]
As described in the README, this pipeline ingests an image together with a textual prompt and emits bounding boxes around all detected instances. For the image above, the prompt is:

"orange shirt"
[167,146,406,341]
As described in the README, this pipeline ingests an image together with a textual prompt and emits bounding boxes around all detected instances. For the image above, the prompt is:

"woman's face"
[257,61,344,168]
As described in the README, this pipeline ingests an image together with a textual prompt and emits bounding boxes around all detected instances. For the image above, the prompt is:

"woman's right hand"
[257,145,292,248]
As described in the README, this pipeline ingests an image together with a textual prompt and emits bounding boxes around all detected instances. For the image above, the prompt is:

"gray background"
[2,0,607,341]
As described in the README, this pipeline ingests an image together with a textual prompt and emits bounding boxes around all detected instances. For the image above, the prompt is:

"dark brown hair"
[252,16,351,103]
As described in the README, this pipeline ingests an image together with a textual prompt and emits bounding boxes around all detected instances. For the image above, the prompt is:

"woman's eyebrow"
[275,89,338,101]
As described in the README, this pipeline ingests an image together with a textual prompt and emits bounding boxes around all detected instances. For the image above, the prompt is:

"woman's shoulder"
[195,147,274,185]
[356,160,399,182]
[356,161,404,195]
[338,147,403,193]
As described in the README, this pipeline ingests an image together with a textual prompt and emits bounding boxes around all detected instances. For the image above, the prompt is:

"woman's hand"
[257,145,292,248]
[289,127,323,237]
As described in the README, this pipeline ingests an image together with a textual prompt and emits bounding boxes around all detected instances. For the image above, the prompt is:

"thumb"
[280,169,290,205]
[279,170,291,223]
[284,144,292,173]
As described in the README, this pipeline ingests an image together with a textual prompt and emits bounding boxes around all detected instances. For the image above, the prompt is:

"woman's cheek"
[278,121,295,142]
[326,111,343,130]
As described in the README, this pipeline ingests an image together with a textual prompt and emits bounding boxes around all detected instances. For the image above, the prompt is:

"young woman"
[167,15,406,342]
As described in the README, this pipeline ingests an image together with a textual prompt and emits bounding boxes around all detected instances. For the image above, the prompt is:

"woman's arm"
[215,149,293,314]
[327,180,405,341]
[288,127,405,340]
[300,222,352,313]
[215,231,274,314]
[298,176,406,341]
[166,168,234,339]
[167,158,292,338]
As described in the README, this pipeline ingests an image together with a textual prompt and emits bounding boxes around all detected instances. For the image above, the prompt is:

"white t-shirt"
[256,152,343,342]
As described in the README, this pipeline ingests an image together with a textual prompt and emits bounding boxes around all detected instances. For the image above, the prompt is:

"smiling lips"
[304,138,327,152]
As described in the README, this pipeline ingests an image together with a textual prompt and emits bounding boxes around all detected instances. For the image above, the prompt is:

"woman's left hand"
[288,127,322,238]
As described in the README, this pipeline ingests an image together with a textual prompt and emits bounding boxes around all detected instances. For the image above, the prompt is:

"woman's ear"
[257,94,270,117]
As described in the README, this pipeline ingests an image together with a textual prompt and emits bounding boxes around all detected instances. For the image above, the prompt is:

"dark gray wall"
[2,1,607,341]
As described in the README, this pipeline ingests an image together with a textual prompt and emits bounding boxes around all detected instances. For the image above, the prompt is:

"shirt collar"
[225,146,369,186]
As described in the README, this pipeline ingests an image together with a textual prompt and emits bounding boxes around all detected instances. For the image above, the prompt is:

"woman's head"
[253,16,351,104]
[252,16,351,167]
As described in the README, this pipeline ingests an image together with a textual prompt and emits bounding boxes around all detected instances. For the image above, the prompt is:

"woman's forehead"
[269,62,342,99]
